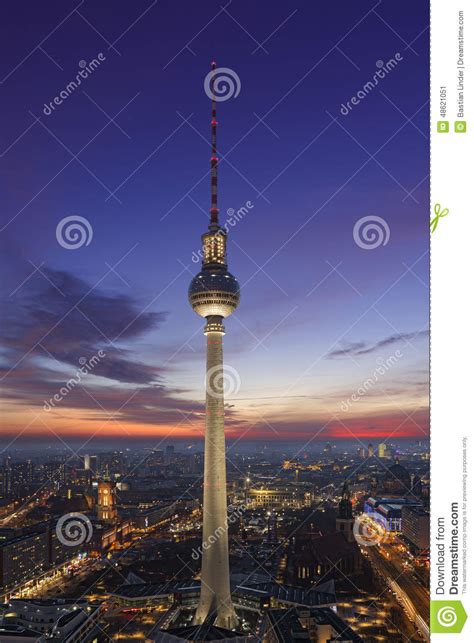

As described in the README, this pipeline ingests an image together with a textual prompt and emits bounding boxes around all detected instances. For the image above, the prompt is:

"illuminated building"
[42,461,66,484]
[401,506,429,554]
[377,443,386,458]
[97,480,117,523]
[248,487,312,509]
[367,443,374,458]
[0,599,103,641]
[0,530,48,593]
[364,496,424,532]
[188,62,239,629]
[91,520,132,551]
[0,522,79,595]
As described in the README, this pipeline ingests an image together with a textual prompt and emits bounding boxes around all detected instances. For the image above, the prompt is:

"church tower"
[336,481,355,542]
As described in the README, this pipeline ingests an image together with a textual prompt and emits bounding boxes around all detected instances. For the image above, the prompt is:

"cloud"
[0,266,224,431]
[326,330,428,359]
[1,267,166,385]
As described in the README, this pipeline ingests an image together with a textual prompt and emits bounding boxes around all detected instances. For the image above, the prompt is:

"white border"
[431,0,473,638]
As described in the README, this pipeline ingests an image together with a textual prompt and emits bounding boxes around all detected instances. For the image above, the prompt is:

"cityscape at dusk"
[0,1,429,641]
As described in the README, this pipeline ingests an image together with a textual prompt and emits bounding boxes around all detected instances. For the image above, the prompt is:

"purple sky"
[0,0,429,447]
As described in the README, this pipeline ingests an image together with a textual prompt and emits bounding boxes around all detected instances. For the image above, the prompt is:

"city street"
[367,543,429,640]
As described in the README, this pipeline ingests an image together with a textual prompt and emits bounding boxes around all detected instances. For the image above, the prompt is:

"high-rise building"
[323,442,332,454]
[188,62,239,630]
[0,530,48,591]
[401,506,429,553]
[378,443,386,458]
[42,461,65,484]
[367,443,374,457]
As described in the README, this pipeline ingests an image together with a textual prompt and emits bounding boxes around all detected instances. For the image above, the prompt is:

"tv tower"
[188,62,239,629]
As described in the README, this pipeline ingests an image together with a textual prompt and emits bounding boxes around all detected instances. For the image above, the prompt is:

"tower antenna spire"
[210,61,219,229]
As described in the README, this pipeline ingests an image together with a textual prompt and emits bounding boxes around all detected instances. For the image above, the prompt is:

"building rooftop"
[112,579,336,609]
[235,581,336,607]
[4,598,88,607]
[401,505,429,516]
[265,607,363,642]
[157,623,246,641]
[111,580,200,599]
[0,625,42,639]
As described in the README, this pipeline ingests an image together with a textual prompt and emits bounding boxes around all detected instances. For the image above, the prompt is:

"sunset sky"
[0,0,429,449]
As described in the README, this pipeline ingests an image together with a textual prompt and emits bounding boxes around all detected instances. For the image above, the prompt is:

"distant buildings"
[380,460,412,495]
[248,487,312,510]
[323,442,333,455]
[0,458,34,500]
[367,444,374,458]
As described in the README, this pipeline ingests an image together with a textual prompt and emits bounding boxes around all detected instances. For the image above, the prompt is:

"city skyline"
[0,0,429,447]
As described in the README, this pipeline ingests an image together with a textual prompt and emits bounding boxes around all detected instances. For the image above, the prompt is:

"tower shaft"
[194,324,237,629]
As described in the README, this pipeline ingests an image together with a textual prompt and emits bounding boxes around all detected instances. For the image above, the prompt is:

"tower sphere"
[188,268,240,318]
